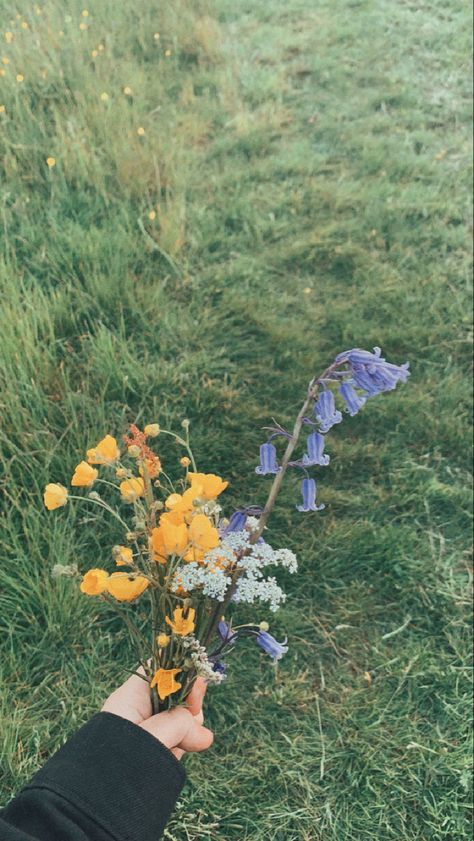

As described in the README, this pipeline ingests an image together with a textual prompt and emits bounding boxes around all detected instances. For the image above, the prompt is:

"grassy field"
[0,0,472,838]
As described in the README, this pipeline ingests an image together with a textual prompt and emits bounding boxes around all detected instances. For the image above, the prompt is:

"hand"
[101,671,213,760]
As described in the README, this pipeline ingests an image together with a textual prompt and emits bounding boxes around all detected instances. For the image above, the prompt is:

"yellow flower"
[165,485,201,518]
[164,49,172,57]
[91,49,98,58]
[144,422,160,437]
[137,126,145,136]
[188,513,219,555]
[0,105,5,113]
[153,32,160,41]
[46,156,56,168]
[71,461,98,487]
[100,92,108,101]
[119,477,145,503]
[107,572,149,602]
[150,526,167,563]
[5,32,13,43]
[21,21,29,29]
[16,74,24,83]
[79,22,87,31]
[80,568,109,595]
[165,607,196,636]
[160,519,189,555]
[138,456,161,480]
[87,435,120,465]
[148,210,156,221]
[156,633,170,647]
[180,456,191,468]
[98,44,104,51]
[81,9,89,16]
[115,467,128,478]
[150,667,182,700]
[1,56,9,65]
[44,483,68,510]
[123,85,133,96]
[0,70,5,77]
[112,545,134,566]
[188,472,228,500]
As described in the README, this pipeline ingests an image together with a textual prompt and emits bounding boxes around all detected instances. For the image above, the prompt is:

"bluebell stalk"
[302,432,330,466]
[339,381,367,416]
[297,478,325,512]
[255,442,280,475]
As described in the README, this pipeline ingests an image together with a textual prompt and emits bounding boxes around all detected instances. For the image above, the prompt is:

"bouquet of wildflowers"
[44,347,409,714]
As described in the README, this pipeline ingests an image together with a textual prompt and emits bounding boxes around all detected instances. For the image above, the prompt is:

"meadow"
[0,0,472,838]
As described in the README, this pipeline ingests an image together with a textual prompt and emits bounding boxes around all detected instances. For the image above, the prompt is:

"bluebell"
[302,432,330,466]
[255,442,281,475]
[297,478,325,512]
[314,390,342,433]
[339,381,367,416]
[255,630,288,662]
[336,347,410,397]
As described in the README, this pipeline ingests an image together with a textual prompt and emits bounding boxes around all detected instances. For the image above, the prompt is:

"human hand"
[101,671,213,760]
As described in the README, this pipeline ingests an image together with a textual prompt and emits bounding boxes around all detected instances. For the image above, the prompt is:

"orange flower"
[150,667,182,700]
[119,477,145,502]
[80,568,109,595]
[44,483,68,510]
[164,486,201,520]
[87,435,120,465]
[165,607,196,636]
[106,572,149,601]
[150,527,167,563]
[71,461,98,487]
[139,456,161,480]
[112,545,133,566]
[188,472,228,500]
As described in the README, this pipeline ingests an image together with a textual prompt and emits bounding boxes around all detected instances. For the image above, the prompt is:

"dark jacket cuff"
[23,711,186,841]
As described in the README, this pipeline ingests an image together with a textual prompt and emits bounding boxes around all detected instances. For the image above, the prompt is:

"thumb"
[140,707,213,753]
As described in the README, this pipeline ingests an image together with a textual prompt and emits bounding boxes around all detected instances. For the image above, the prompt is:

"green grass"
[0,0,472,838]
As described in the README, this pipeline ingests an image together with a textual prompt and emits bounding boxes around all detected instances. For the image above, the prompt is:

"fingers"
[186,676,207,717]
[140,707,213,754]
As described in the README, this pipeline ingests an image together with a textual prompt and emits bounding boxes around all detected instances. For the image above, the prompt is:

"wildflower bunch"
[44,347,408,712]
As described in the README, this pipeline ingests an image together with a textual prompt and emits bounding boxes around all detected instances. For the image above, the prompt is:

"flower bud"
[259,621,270,632]
[133,518,146,531]
[180,456,191,467]
[181,419,190,429]
[88,491,101,501]
[144,423,160,437]
[156,633,170,648]
[125,531,137,542]
[115,467,128,478]
[127,444,141,458]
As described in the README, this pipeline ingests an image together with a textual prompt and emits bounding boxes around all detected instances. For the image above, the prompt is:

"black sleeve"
[0,712,186,841]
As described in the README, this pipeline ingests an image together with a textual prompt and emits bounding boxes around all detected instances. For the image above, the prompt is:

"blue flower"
[314,390,342,433]
[302,432,330,466]
[222,510,247,535]
[339,381,367,416]
[255,442,281,475]
[218,620,238,643]
[212,661,227,675]
[255,630,288,662]
[297,478,325,512]
[336,347,410,397]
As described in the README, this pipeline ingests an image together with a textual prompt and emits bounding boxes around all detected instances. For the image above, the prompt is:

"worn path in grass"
[0,0,472,839]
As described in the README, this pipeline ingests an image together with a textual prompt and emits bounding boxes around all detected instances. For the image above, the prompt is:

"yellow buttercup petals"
[119,477,145,503]
[188,472,229,500]
[106,572,149,602]
[156,633,170,647]
[71,461,98,487]
[46,157,56,168]
[44,483,68,510]
[150,667,182,700]
[112,545,133,566]
[80,568,109,595]
[87,435,120,465]
[165,607,196,636]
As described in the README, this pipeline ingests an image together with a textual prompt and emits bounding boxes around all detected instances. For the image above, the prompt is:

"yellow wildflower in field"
[80,568,109,595]
[165,49,172,57]
[0,70,5,77]
[98,44,104,51]
[148,210,156,221]
[188,472,228,500]
[100,92,108,102]
[139,457,161,480]
[180,456,191,468]
[1,56,9,65]
[87,435,120,465]
[154,32,160,41]
[150,526,167,563]
[160,519,189,555]
[16,74,24,82]
[81,9,89,16]
[46,157,56,168]
[0,105,5,113]
[79,22,88,31]
[106,572,149,602]
[44,483,68,510]
[150,667,182,700]
[123,85,133,96]
[137,126,145,136]
[165,607,196,636]
[71,460,98,487]
[4,32,13,43]
[21,21,29,30]
[91,49,98,58]
[144,423,160,437]
[119,476,145,502]
[112,545,133,566]
[186,513,219,560]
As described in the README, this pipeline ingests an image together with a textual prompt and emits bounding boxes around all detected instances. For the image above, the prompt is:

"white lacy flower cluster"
[181,636,226,685]
[170,552,232,601]
[228,528,298,613]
